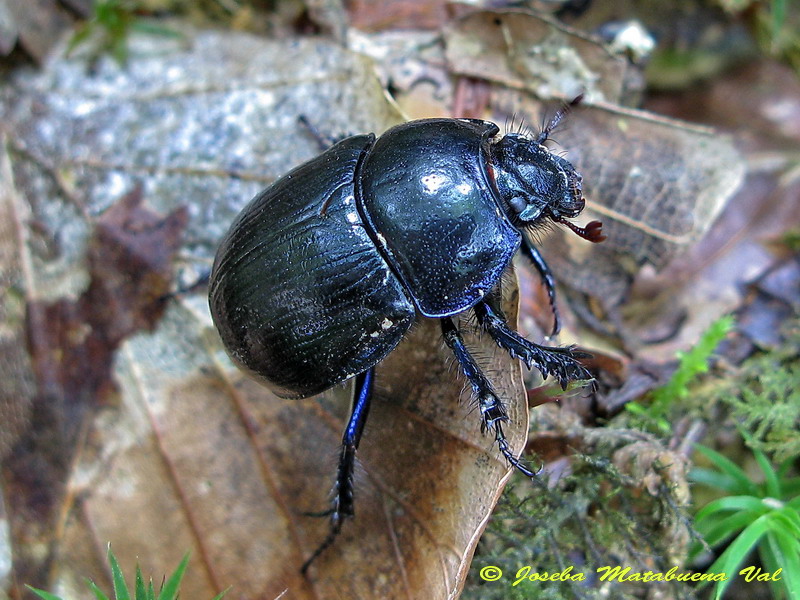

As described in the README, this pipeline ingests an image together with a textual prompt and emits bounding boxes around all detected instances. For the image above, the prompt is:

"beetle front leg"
[474,296,592,389]
[441,317,536,478]
[520,233,561,337]
[301,368,375,575]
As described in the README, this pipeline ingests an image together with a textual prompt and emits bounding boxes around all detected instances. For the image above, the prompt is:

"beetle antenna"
[536,93,584,144]
[556,217,606,243]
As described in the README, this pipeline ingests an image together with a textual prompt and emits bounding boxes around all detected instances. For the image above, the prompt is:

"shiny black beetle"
[209,102,604,572]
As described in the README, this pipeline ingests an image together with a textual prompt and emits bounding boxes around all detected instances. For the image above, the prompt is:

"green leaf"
[706,513,773,599]
[695,495,766,521]
[689,467,742,493]
[135,566,147,600]
[771,507,800,537]
[765,527,800,598]
[695,510,764,549]
[753,448,782,498]
[693,444,758,495]
[108,548,131,600]
[25,586,63,600]
[210,588,231,600]
[156,554,191,600]
[88,579,112,600]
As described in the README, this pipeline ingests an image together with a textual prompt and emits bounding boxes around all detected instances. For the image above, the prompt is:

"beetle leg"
[441,317,537,478]
[474,297,592,390]
[520,234,560,337]
[301,368,375,575]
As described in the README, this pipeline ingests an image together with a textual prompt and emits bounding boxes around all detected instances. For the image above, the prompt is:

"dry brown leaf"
[444,10,633,104]
[57,289,527,599]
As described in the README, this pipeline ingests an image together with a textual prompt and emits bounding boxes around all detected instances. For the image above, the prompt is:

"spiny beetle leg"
[473,298,592,390]
[441,317,536,478]
[301,368,375,575]
[520,234,560,337]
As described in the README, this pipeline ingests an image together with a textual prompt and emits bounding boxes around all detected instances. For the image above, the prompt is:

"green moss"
[719,317,800,463]
[463,431,693,600]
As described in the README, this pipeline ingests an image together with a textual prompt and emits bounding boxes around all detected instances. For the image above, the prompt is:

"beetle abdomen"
[209,135,415,398]
[358,119,521,318]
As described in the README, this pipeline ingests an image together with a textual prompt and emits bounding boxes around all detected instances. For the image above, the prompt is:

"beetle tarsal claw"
[473,300,592,387]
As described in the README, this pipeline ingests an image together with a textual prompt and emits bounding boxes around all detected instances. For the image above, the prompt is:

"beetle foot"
[474,300,592,389]
[480,391,538,478]
[300,504,349,575]
[443,317,536,477]
[301,458,355,575]
[519,343,592,390]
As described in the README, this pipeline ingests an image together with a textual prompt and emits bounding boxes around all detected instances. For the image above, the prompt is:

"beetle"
[208,100,604,573]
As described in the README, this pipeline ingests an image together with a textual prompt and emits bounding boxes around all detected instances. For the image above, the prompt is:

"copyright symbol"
[479,565,503,581]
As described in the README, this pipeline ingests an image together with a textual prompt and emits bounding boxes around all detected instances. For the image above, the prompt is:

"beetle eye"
[509,196,527,214]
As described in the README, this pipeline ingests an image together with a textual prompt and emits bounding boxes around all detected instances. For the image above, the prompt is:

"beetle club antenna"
[536,93,584,145]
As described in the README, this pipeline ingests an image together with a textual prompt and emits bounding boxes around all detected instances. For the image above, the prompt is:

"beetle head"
[489,134,605,243]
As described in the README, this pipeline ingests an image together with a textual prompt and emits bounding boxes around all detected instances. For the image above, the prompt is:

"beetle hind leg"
[301,368,375,575]
[474,298,592,389]
[441,317,537,478]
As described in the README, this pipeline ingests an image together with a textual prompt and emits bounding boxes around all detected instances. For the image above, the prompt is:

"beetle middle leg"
[301,368,375,574]
[520,233,561,336]
[441,317,536,478]
[474,293,592,389]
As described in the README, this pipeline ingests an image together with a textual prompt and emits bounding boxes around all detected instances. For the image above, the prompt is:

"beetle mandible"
[208,99,605,573]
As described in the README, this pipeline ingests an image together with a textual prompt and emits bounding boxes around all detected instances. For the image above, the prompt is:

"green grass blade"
[783,505,800,530]
[706,514,772,600]
[690,467,743,493]
[210,587,231,600]
[156,554,191,600]
[696,510,763,548]
[753,449,781,498]
[135,566,147,600]
[25,586,63,600]
[771,530,800,597]
[87,580,112,600]
[783,478,800,497]
[693,445,757,495]
[107,548,131,600]
[695,495,766,521]
[771,507,800,537]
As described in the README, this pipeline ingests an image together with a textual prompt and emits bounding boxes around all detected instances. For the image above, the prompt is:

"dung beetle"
[208,99,604,572]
